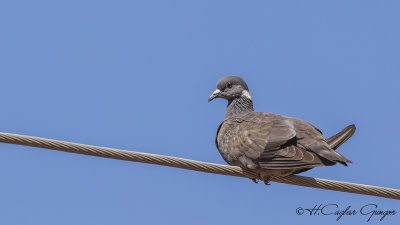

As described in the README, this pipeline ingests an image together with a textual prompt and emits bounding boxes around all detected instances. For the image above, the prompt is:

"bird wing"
[216,112,331,170]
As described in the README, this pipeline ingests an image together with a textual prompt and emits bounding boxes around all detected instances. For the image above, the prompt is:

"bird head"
[208,76,252,102]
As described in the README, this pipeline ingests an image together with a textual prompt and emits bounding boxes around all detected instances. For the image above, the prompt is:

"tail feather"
[326,124,356,150]
[293,124,356,174]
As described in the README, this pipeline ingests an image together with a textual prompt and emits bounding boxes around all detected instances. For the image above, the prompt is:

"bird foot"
[250,175,272,185]
[262,175,271,185]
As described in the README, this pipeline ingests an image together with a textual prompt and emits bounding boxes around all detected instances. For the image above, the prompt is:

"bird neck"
[225,96,254,119]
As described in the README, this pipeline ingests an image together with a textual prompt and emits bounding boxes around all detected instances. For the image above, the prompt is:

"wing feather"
[216,112,341,171]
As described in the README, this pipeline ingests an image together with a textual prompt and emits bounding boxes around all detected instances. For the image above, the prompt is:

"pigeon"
[208,76,354,184]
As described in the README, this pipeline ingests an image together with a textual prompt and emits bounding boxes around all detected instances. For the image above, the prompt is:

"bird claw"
[262,175,271,185]
[250,174,272,185]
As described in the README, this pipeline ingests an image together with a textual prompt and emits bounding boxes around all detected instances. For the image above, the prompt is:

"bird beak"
[208,89,221,102]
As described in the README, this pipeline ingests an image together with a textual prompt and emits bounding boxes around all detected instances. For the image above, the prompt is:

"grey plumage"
[326,124,356,150]
[209,76,354,177]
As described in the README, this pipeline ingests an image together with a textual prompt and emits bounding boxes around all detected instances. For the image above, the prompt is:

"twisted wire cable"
[0,132,398,200]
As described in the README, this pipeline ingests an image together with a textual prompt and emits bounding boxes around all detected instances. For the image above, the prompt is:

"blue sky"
[0,1,399,224]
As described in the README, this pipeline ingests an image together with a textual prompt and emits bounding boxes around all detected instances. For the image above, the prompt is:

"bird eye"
[226,83,232,89]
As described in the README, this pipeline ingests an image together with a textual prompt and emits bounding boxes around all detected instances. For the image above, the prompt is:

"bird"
[208,76,355,184]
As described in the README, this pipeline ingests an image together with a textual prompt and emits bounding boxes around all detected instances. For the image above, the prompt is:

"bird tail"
[325,124,356,150]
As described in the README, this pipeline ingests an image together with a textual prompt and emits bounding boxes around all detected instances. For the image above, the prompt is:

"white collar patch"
[241,90,252,100]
